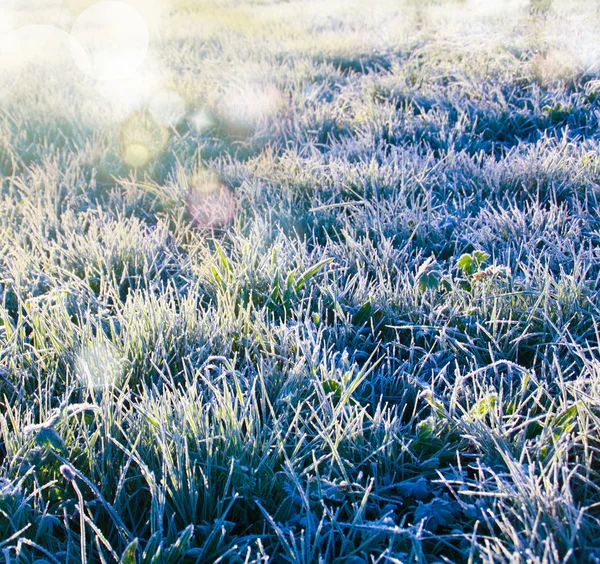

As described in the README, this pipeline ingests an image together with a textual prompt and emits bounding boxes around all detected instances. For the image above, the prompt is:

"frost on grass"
[1,0,600,562]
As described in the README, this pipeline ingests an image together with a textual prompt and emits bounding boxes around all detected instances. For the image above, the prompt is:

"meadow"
[1,0,600,561]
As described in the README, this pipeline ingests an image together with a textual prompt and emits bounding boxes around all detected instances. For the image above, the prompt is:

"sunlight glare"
[119,110,169,168]
[0,25,80,100]
[0,1,17,35]
[70,1,149,81]
[0,0,65,32]
[120,0,170,34]
[149,90,187,127]
[94,69,160,122]
[188,107,218,133]
[123,143,152,168]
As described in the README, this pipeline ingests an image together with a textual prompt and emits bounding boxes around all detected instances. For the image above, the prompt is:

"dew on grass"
[76,341,122,390]
[70,1,149,81]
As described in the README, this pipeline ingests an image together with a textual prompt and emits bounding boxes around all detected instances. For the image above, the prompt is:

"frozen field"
[1,0,600,561]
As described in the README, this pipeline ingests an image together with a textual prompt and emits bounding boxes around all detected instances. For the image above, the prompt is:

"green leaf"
[120,538,139,564]
[211,266,225,289]
[295,258,333,292]
[321,481,346,502]
[285,270,296,294]
[413,477,429,501]
[418,270,440,292]
[164,524,194,563]
[35,428,67,455]
[414,498,460,532]
[441,277,452,292]
[141,532,162,563]
[353,300,373,326]
[470,395,498,418]
[457,251,489,275]
[398,477,429,500]
[551,403,579,439]
[214,242,233,273]
[456,253,474,274]
[269,271,282,305]
[472,250,490,265]
[323,379,342,395]
[48,485,68,502]
[416,257,441,292]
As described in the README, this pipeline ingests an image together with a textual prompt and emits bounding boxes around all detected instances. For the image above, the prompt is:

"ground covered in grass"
[2,0,600,561]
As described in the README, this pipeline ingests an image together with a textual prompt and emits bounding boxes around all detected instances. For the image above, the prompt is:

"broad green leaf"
[269,271,281,304]
[457,251,489,275]
[552,403,579,439]
[418,270,441,292]
[295,258,333,292]
[398,478,429,501]
[470,395,497,418]
[35,428,67,455]
[441,277,452,292]
[413,477,429,501]
[120,538,139,564]
[323,379,342,395]
[456,253,474,274]
[285,270,296,293]
[472,250,490,265]
[211,266,225,289]
[141,532,162,563]
[353,300,373,326]
[414,498,460,532]
[416,256,441,292]
[164,524,194,562]
[321,481,346,502]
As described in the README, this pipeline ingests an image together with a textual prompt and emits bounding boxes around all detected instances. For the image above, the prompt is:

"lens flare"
[119,0,169,33]
[76,341,122,390]
[187,107,218,133]
[0,0,65,32]
[123,143,152,168]
[186,169,236,229]
[70,1,149,81]
[94,68,160,122]
[119,111,169,168]
[533,47,579,85]
[0,2,15,35]
[0,25,84,100]
[219,82,283,131]
[149,90,187,127]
